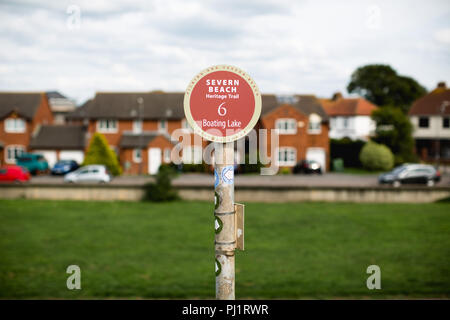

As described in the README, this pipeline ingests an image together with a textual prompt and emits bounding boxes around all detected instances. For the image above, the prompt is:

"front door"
[148,148,162,175]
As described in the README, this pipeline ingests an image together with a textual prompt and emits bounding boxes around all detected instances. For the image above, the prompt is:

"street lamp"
[137,97,144,175]
[436,100,449,169]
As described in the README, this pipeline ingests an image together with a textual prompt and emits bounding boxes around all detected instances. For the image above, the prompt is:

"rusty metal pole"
[214,142,235,300]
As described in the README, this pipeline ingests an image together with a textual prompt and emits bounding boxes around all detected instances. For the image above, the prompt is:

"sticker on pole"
[221,166,234,185]
[184,65,262,143]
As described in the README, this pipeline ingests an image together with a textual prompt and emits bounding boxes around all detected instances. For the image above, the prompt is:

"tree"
[83,132,122,176]
[371,108,416,164]
[347,64,427,113]
[143,164,179,202]
[359,141,394,171]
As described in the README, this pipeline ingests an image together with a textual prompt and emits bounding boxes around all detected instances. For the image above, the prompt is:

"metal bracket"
[234,203,244,251]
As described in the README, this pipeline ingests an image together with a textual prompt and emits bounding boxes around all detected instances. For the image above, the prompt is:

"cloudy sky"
[0,0,449,104]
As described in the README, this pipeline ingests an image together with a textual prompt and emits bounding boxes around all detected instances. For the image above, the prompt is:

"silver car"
[64,165,111,183]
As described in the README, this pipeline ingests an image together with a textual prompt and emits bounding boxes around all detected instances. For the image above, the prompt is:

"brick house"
[260,95,330,171]
[320,92,378,141]
[0,92,53,165]
[67,92,198,175]
[67,92,330,174]
[408,82,450,162]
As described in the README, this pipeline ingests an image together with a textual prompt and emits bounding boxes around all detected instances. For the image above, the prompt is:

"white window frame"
[164,148,172,163]
[5,145,25,164]
[181,119,192,132]
[183,146,202,164]
[308,113,322,134]
[97,119,118,133]
[133,119,142,133]
[277,147,297,166]
[133,148,142,163]
[5,118,26,133]
[275,118,297,134]
[158,120,168,132]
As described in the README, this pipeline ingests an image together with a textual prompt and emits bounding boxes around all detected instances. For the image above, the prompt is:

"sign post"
[184,65,261,300]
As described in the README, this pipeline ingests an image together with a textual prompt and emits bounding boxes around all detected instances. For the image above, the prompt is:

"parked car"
[64,165,111,183]
[51,160,79,175]
[378,164,440,187]
[0,165,31,183]
[16,153,49,175]
[293,160,322,174]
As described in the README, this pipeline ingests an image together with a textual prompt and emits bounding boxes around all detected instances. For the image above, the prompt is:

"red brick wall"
[261,104,330,169]
[120,136,175,175]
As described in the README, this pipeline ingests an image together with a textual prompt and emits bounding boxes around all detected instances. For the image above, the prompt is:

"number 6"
[218,103,227,116]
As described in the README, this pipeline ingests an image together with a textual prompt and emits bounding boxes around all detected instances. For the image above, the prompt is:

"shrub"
[182,163,209,173]
[359,141,394,171]
[239,153,264,174]
[83,133,122,176]
[279,167,291,175]
[143,164,179,202]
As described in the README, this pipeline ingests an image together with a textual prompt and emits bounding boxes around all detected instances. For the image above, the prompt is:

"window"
[330,118,336,129]
[164,148,171,163]
[5,118,26,133]
[342,117,349,129]
[133,120,142,133]
[183,146,202,164]
[418,117,429,128]
[181,119,192,132]
[97,119,117,133]
[308,113,321,134]
[275,119,297,134]
[133,149,142,163]
[277,147,296,166]
[5,145,25,164]
[443,117,450,128]
[158,120,167,132]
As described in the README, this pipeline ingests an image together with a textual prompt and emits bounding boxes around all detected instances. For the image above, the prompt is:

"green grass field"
[0,199,449,299]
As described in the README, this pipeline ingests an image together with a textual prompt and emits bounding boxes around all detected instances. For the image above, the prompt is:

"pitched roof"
[68,92,328,122]
[29,125,86,149]
[68,92,185,120]
[0,92,44,120]
[119,131,173,148]
[320,97,378,116]
[409,86,450,116]
[261,94,329,120]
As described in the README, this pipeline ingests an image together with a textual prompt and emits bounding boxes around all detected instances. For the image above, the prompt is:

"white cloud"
[0,0,449,103]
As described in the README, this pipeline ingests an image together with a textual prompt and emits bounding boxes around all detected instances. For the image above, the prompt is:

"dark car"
[51,160,79,175]
[0,165,31,183]
[293,160,322,174]
[16,153,49,175]
[378,164,440,187]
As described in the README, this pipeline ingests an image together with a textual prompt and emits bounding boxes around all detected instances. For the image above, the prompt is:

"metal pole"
[214,142,235,300]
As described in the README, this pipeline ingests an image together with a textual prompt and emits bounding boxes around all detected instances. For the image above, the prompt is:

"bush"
[239,153,264,174]
[83,133,122,176]
[182,163,209,173]
[279,167,291,175]
[143,164,179,202]
[330,138,366,168]
[359,141,394,171]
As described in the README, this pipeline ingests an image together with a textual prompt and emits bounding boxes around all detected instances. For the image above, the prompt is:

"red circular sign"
[184,65,261,142]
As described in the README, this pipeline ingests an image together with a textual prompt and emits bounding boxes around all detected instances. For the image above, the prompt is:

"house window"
[277,147,297,166]
[133,120,142,133]
[159,120,167,132]
[133,149,142,163]
[97,119,118,133]
[342,117,349,129]
[275,118,297,134]
[308,113,322,134]
[418,117,429,128]
[443,117,449,128]
[5,118,26,133]
[183,146,202,164]
[182,119,192,132]
[164,148,172,163]
[5,145,25,164]
[330,118,336,129]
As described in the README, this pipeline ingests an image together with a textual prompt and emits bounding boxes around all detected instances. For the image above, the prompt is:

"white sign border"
[184,65,262,143]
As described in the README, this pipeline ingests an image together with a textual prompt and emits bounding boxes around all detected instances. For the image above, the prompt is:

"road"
[29,172,450,187]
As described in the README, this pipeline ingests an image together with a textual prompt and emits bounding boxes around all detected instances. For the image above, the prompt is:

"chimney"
[437,82,446,89]
[332,92,343,101]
